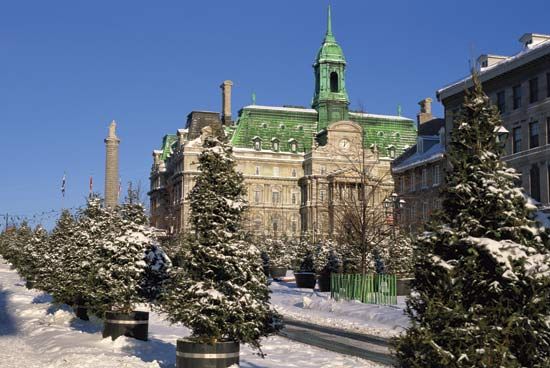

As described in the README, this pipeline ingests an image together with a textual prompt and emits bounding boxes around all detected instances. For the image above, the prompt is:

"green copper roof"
[230,105,317,153]
[349,112,417,156]
[160,134,177,160]
[315,5,346,65]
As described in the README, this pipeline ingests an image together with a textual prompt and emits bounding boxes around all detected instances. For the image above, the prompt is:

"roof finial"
[327,5,332,36]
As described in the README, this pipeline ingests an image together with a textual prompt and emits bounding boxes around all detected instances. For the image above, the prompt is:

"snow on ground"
[0,260,387,367]
[270,279,409,338]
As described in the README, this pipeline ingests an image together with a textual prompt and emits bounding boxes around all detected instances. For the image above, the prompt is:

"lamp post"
[383,192,405,241]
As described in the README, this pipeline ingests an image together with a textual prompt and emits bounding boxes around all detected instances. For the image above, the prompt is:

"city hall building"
[148,9,417,238]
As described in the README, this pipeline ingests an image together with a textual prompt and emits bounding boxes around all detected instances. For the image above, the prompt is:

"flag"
[118,178,122,197]
[61,173,66,197]
[89,176,93,196]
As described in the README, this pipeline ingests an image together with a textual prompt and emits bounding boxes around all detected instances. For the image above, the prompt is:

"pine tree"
[393,73,550,367]
[160,135,280,353]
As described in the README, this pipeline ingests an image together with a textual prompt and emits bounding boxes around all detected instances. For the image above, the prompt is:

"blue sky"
[1,0,548,227]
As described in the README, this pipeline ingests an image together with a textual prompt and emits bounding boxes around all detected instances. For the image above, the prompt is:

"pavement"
[279,317,396,366]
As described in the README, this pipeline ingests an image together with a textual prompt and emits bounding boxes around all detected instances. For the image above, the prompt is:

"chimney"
[520,33,550,49]
[417,98,433,126]
[220,80,233,126]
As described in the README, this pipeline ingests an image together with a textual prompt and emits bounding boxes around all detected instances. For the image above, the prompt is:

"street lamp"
[495,125,509,146]
[384,192,405,240]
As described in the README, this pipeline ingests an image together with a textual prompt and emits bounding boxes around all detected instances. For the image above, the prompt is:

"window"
[421,168,428,188]
[513,127,522,153]
[272,190,280,204]
[272,139,280,151]
[319,190,326,202]
[388,146,396,158]
[291,219,297,233]
[291,168,297,177]
[530,164,541,201]
[399,176,405,193]
[254,189,261,204]
[273,167,280,177]
[529,78,539,103]
[497,91,506,113]
[422,202,428,220]
[272,217,279,234]
[253,138,262,151]
[291,192,297,205]
[290,140,298,153]
[320,166,326,175]
[330,72,339,92]
[513,85,522,109]
[254,217,262,231]
[530,121,539,148]
[410,203,416,219]
[433,165,440,186]
[410,172,416,192]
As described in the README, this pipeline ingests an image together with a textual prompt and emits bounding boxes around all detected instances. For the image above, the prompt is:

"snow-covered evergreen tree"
[394,73,550,367]
[87,196,167,315]
[160,135,280,353]
[35,210,77,301]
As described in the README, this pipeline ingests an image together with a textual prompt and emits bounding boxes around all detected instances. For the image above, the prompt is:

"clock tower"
[312,5,350,130]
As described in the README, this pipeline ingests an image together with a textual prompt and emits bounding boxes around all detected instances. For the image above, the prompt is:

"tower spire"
[325,5,335,42]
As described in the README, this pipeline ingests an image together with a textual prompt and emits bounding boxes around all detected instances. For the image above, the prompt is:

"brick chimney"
[221,80,233,126]
[417,98,433,126]
[104,120,120,208]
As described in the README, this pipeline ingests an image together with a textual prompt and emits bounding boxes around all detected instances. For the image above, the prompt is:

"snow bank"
[270,281,409,338]
[0,259,386,367]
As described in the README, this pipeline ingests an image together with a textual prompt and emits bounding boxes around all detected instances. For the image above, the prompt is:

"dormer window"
[271,138,280,151]
[252,137,262,151]
[288,139,298,153]
[387,145,396,158]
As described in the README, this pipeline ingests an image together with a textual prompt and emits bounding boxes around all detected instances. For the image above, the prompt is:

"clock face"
[339,138,350,150]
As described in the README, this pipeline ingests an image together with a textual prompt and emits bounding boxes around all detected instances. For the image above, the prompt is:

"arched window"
[330,72,339,92]
[271,138,280,151]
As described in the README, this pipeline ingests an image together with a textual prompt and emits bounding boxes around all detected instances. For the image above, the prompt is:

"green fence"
[330,273,397,305]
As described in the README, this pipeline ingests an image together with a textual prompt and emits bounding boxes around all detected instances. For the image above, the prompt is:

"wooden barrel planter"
[317,273,331,292]
[73,297,89,321]
[176,339,239,368]
[269,266,287,280]
[103,311,149,341]
[295,272,316,289]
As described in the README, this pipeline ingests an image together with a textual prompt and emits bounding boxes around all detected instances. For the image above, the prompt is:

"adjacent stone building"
[437,33,550,206]
[391,99,445,232]
[149,8,417,237]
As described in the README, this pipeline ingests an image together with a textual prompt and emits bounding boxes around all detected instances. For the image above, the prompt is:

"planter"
[103,311,149,341]
[269,266,287,280]
[73,297,89,321]
[176,339,239,368]
[295,272,316,289]
[317,273,331,292]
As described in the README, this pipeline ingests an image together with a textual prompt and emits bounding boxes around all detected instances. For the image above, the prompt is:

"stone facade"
[104,121,120,208]
[438,33,550,206]
[148,7,417,237]
[391,100,445,232]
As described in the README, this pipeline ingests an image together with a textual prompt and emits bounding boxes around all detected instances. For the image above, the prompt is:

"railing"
[331,273,397,305]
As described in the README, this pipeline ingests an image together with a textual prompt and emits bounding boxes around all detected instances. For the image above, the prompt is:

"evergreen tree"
[87,199,166,315]
[35,210,77,301]
[393,73,550,367]
[160,135,280,353]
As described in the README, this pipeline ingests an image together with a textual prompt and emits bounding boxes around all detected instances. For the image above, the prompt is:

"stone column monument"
[104,120,120,208]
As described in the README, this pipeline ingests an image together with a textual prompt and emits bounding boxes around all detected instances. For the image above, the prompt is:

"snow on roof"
[242,105,317,113]
[437,37,550,100]
[349,112,413,122]
[392,142,445,173]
